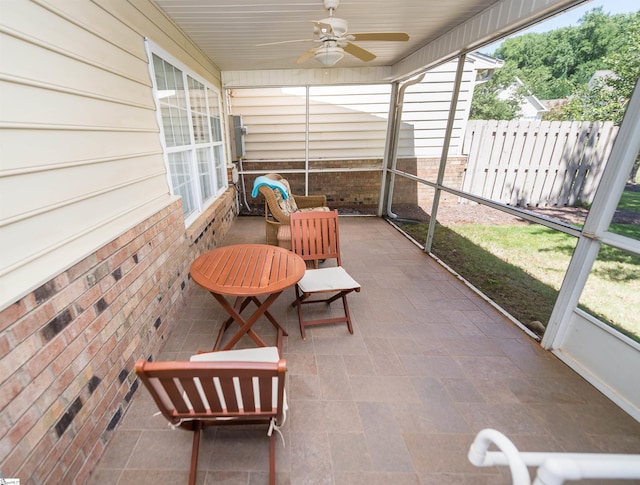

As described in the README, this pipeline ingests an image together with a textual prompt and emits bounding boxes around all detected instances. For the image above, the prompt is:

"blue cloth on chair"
[252,176,289,199]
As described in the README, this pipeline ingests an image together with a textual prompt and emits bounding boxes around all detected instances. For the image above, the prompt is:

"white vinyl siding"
[230,85,391,161]
[228,60,475,162]
[399,61,475,158]
[0,0,223,309]
[230,87,307,160]
[308,85,392,160]
[150,47,227,226]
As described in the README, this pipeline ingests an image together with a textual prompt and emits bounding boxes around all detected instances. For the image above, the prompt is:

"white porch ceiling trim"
[392,0,584,81]
[222,66,391,88]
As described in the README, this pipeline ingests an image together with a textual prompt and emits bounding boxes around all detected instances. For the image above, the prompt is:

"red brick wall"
[0,188,237,484]
[395,157,467,207]
[240,157,466,211]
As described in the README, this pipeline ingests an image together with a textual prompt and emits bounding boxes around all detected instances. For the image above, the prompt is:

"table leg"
[249,296,289,336]
[222,291,284,350]
[212,296,246,350]
[218,295,253,333]
[248,296,289,351]
[211,294,268,350]
[210,291,291,353]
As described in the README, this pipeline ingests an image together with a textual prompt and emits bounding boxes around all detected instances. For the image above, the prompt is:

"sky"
[481,0,639,53]
[525,0,639,34]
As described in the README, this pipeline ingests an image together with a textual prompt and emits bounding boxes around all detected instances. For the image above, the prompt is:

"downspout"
[425,54,466,252]
[383,73,425,218]
[379,81,400,216]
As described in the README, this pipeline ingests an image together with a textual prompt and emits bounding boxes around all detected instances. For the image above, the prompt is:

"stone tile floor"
[87,216,640,484]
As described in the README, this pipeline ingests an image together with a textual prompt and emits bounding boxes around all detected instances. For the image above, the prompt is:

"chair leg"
[189,422,202,485]
[293,286,308,340]
[269,429,276,485]
[342,294,354,334]
[294,288,355,338]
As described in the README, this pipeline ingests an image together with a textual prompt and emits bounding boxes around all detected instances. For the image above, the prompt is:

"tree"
[472,9,640,123]
[561,15,640,125]
[469,82,521,120]
[469,62,524,120]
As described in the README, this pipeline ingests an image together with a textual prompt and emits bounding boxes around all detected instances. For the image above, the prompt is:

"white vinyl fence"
[462,120,619,207]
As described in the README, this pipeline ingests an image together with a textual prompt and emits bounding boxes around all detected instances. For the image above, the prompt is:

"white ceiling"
[153,0,505,72]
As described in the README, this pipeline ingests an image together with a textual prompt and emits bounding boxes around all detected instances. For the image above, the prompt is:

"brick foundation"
[240,157,466,212]
[0,188,237,484]
[395,156,468,207]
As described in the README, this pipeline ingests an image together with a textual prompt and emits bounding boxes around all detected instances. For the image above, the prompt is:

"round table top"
[190,244,306,297]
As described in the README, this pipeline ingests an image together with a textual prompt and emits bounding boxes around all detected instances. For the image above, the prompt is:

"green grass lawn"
[397,194,640,341]
[580,238,640,340]
[431,224,569,332]
[618,190,640,213]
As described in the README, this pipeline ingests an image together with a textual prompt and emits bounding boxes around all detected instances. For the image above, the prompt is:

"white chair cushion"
[297,206,330,213]
[297,266,360,293]
[190,346,279,363]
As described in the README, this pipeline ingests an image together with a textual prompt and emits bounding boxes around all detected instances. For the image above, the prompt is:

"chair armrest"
[259,185,289,222]
[294,194,327,209]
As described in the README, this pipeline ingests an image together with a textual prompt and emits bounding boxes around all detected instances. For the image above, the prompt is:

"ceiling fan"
[258,0,409,67]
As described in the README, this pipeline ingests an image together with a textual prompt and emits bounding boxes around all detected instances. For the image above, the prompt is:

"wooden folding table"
[190,244,305,353]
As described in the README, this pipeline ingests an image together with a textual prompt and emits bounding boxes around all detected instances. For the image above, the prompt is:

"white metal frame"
[541,80,640,420]
[469,428,640,485]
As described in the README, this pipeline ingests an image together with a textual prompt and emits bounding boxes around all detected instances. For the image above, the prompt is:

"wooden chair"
[135,347,287,485]
[289,210,361,339]
[256,173,328,247]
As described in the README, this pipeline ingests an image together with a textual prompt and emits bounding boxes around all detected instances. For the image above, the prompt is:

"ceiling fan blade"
[344,42,376,62]
[296,48,318,64]
[350,32,410,42]
[257,38,313,47]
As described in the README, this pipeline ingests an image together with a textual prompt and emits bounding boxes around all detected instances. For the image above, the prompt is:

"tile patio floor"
[87,216,640,485]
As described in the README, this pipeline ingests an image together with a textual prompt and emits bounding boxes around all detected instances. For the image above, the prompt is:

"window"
[148,45,227,226]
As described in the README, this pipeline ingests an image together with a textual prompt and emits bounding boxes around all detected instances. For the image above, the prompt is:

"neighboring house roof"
[468,52,505,82]
[542,98,568,109]
[588,69,618,90]
[497,76,549,119]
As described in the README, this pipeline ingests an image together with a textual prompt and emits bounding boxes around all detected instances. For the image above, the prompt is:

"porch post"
[425,54,466,252]
[382,74,425,218]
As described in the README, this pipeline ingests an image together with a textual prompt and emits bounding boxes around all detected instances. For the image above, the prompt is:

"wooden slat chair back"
[135,347,286,485]
[290,209,342,265]
[289,210,361,339]
[256,173,328,246]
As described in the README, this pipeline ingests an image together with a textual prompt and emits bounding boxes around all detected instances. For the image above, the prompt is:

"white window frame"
[146,41,227,227]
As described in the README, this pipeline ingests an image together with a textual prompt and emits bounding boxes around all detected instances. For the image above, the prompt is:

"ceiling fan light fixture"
[315,45,344,67]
